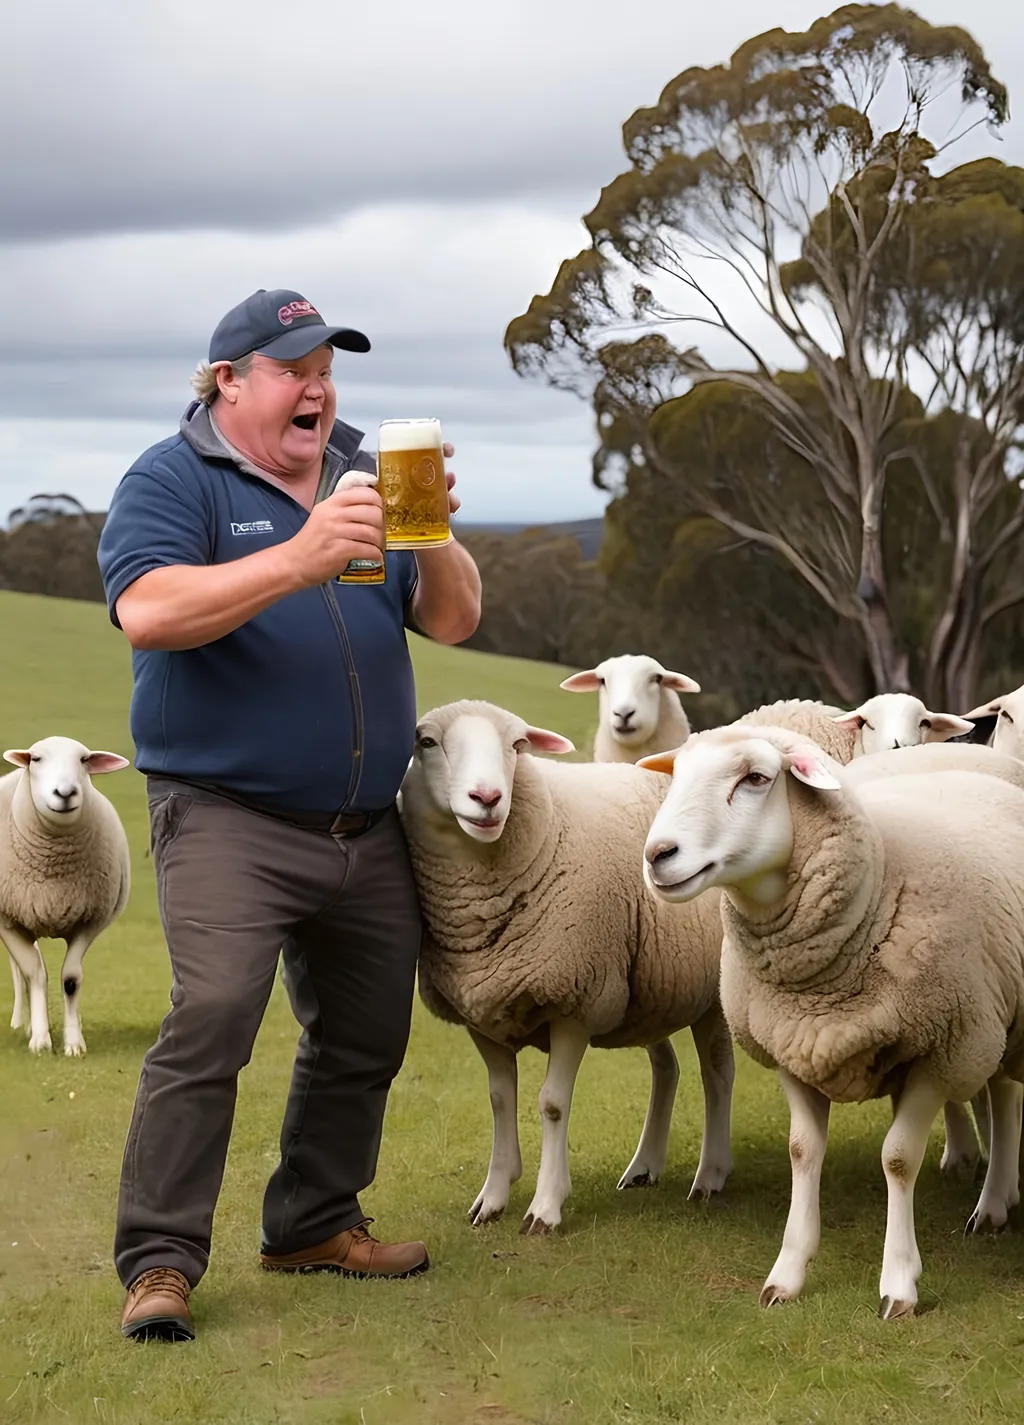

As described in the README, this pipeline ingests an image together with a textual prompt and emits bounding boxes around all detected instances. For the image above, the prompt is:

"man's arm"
[112,483,387,652]
[408,539,482,646]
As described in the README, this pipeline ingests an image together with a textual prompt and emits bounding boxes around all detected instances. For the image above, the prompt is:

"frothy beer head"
[378,418,442,453]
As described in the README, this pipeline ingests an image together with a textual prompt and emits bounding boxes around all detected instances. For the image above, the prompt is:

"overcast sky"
[2,0,1021,524]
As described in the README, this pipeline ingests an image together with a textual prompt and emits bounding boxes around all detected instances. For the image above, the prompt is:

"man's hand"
[283,482,385,586]
[442,442,461,517]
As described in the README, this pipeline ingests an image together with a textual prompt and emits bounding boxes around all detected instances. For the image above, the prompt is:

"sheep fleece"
[410,758,724,1052]
[719,769,1024,1104]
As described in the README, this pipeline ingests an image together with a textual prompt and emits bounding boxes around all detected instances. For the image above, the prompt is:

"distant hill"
[456,516,605,561]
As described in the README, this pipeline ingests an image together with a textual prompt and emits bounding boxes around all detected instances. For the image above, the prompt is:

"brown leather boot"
[260,1220,429,1279]
[120,1267,195,1342]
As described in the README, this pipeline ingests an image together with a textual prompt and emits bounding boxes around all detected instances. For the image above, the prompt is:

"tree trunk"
[857,528,910,694]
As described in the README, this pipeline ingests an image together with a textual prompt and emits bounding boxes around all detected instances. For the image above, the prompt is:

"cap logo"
[277,299,319,326]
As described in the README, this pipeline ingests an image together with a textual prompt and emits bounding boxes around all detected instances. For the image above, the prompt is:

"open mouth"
[291,413,319,431]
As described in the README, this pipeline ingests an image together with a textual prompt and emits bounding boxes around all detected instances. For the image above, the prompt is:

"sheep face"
[560,654,699,748]
[3,736,130,830]
[405,705,574,845]
[639,728,841,905]
[832,693,973,754]
[965,683,1024,761]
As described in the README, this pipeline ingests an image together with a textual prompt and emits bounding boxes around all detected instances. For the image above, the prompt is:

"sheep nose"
[645,839,678,866]
[55,784,78,801]
[469,786,502,811]
[614,707,636,725]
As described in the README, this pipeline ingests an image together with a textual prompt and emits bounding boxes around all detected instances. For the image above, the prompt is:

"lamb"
[964,681,1024,761]
[398,698,734,1234]
[639,723,1024,1319]
[1,736,132,1055]
[559,654,701,763]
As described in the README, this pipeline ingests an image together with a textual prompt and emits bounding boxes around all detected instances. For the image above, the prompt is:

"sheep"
[964,681,1024,761]
[639,723,1024,1319]
[559,654,701,763]
[732,697,987,1174]
[734,694,973,760]
[1,736,131,1055]
[398,698,734,1235]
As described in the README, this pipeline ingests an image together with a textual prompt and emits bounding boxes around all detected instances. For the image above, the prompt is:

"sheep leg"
[9,951,26,1031]
[941,1099,983,1177]
[760,1069,831,1308]
[521,1017,591,1236]
[617,1039,679,1189]
[878,1072,946,1320]
[967,1074,1023,1233]
[0,925,50,1053]
[972,1088,992,1158]
[58,931,95,1058]
[687,1005,736,1200]
[466,1028,522,1225]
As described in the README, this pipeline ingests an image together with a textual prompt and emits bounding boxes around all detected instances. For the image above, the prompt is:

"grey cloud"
[7,0,1019,244]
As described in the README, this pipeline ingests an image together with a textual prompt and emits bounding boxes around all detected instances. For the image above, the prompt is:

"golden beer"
[377,418,452,550]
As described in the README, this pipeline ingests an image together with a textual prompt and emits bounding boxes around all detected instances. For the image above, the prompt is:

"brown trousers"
[113,778,423,1290]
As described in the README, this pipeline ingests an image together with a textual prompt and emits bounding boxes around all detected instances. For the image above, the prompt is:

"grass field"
[2,588,1024,1425]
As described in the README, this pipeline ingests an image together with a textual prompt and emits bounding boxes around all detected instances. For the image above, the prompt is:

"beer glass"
[377,418,452,550]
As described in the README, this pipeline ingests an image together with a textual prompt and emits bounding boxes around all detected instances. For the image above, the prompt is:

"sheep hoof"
[519,1213,555,1237]
[758,1283,792,1309]
[64,1039,87,1058]
[966,1207,1006,1236]
[28,1033,52,1054]
[939,1151,979,1179]
[468,1204,505,1227]
[617,1169,652,1190]
[879,1296,915,1321]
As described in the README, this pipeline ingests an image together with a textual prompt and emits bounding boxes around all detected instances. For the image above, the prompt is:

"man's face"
[222,344,337,477]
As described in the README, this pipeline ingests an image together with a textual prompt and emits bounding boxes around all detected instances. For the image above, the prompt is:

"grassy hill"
[1,590,1023,1425]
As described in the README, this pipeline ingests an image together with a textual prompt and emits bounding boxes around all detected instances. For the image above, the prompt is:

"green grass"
[2,588,1024,1425]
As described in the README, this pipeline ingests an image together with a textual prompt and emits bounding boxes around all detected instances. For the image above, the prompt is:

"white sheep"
[559,654,701,763]
[399,698,734,1234]
[1,736,131,1055]
[964,681,1024,761]
[832,693,975,753]
[733,696,986,1173]
[640,723,1024,1319]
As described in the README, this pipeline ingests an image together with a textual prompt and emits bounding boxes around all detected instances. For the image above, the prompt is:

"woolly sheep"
[398,698,733,1234]
[1,736,131,1055]
[560,654,701,763]
[734,695,972,760]
[964,681,1024,761]
[639,723,1024,1319]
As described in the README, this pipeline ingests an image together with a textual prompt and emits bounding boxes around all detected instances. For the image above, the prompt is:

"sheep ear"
[3,749,31,768]
[637,750,678,774]
[522,726,575,755]
[559,670,601,693]
[660,670,701,693]
[922,712,976,743]
[84,751,131,774]
[831,709,866,729]
[964,699,1000,720]
[786,749,842,790]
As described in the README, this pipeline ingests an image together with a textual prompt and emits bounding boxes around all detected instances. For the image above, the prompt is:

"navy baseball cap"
[208,288,371,364]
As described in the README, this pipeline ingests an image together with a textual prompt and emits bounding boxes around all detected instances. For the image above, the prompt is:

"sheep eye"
[418,735,437,750]
[29,755,41,763]
[744,771,771,788]
[1001,710,1013,723]
[919,718,931,730]
[596,677,606,687]
[652,673,663,685]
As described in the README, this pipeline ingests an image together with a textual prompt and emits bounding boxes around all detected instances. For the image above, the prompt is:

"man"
[96,288,482,1343]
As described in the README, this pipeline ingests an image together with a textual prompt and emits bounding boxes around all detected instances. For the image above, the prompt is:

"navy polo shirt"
[96,402,420,815]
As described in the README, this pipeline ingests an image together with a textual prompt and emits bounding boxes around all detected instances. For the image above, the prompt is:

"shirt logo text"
[231,520,274,536]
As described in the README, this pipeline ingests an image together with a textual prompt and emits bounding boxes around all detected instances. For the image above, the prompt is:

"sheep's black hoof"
[519,1214,554,1236]
[617,1170,651,1190]
[759,1283,791,1308]
[879,1296,915,1320]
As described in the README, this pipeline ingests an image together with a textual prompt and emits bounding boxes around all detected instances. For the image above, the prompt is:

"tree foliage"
[506,4,1021,706]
